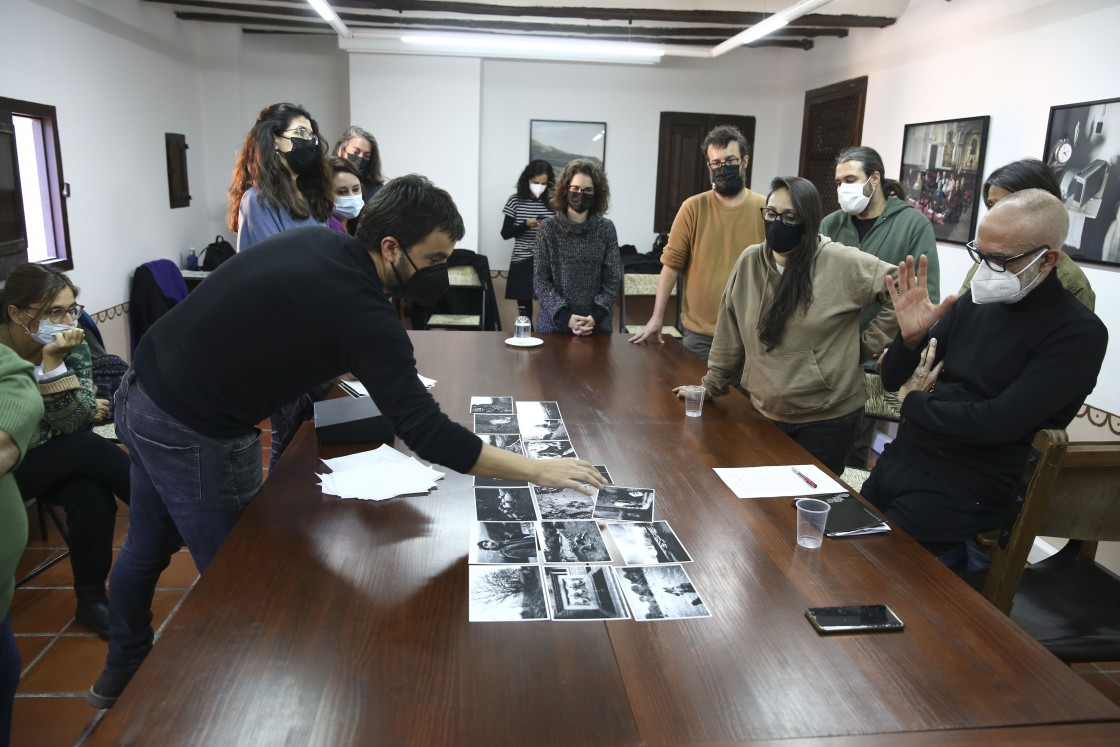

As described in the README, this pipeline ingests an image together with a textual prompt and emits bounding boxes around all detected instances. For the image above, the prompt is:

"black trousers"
[13,429,130,599]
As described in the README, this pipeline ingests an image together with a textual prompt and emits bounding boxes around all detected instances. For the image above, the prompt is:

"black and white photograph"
[475,487,537,522]
[524,440,577,460]
[530,120,606,173]
[899,115,990,244]
[606,522,693,565]
[1043,97,1120,265]
[468,565,549,622]
[516,400,563,422]
[593,486,655,522]
[478,433,524,456]
[475,474,530,489]
[470,521,540,564]
[519,419,569,441]
[537,520,613,564]
[542,566,629,621]
[470,396,514,415]
[615,565,711,621]
[532,486,596,520]
[593,465,613,484]
[473,414,520,435]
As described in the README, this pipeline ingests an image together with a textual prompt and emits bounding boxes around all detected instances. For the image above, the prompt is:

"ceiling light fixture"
[307,0,350,38]
[711,0,835,57]
[398,32,664,64]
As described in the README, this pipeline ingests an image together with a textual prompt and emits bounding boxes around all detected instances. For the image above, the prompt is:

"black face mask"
[282,136,320,176]
[345,152,370,173]
[765,220,805,254]
[711,164,743,196]
[391,250,449,306]
[567,192,594,214]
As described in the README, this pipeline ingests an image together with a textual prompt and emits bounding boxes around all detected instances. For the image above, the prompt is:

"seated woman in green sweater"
[674,177,899,475]
[0,264,130,639]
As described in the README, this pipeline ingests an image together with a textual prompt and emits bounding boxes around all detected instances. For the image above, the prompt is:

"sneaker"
[87,669,137,709]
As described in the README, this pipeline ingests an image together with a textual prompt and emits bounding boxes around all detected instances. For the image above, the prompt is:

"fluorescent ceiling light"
[400,33,664,62]
[307,0,350,38]
[712,0,835,57]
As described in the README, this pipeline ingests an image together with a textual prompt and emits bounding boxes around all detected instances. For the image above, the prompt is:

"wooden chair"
[980,429,1120,663]
[425,265,486,331]
[618,272,682,337]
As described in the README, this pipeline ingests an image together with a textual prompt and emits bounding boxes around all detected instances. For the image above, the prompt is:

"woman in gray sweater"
[534,160,621,335]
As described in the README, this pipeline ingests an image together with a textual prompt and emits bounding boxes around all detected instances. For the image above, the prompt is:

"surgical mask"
[282,137,320,176]
[765,220,805,254]
[391,250,449,306]
[333,194,364,220]
[529,183,548,199]
[28,319,76,346]
[345,153,370,173]
[567,192,594,214]
[837,177,875,215]
[711,164,743,196]
[971,250,1047,305]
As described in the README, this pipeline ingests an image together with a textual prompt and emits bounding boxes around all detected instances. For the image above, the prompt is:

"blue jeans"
[773,409,864,476]
[105,372,262,672]
[1,613,16,747]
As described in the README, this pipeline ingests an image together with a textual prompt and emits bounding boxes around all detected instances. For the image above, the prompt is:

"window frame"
[0,96,73,279]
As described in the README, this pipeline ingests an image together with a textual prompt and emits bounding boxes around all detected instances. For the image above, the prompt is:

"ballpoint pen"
[791,467,817,489]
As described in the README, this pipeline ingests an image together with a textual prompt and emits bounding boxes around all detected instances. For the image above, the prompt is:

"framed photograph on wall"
[1043,97,1120,266]
[530,120,606,173]
[898,116,990,245]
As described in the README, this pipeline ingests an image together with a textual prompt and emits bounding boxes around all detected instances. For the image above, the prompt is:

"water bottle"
[186,248,198,271]
[514,316,531,339]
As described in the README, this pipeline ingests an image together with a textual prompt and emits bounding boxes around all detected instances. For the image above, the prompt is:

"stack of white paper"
[317,444,444,501]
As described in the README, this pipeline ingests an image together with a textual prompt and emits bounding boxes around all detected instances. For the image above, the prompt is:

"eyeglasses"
[707,156,741,170]
[568,187,595,196]
[760,207,803,226]
[280,127,318,145]
[965,240,1049,272]
[21,303,84,324]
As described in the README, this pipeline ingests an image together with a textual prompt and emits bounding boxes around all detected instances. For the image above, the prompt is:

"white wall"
[793,0,1120,412]
[2,0,220,311]
[349,54,482,249]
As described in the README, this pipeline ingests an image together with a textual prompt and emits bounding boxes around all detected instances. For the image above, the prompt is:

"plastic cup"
[795,498,831,549]
[682,386,705,417]
[514,316,531,339]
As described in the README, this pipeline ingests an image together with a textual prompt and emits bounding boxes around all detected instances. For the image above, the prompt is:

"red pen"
[791,467,817,489]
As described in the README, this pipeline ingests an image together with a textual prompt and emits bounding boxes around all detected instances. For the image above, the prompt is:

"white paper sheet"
[713,464,845,499]
[317,444,444,501]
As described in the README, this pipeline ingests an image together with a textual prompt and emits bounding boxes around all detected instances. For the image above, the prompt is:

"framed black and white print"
[899,116,990,245]
[1043,97,1120,266]
[530,120,606,172]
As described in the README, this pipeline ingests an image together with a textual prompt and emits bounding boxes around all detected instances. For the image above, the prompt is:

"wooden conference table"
[87,332,1120,746]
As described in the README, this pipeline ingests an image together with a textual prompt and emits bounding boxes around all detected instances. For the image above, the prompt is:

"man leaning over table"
[863,189,1107,570]
[88,175,604,710]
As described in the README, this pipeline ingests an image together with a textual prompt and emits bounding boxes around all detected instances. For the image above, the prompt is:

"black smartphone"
[805,605,904,634]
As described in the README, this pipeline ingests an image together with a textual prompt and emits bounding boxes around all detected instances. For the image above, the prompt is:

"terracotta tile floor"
[8,438,1120,745]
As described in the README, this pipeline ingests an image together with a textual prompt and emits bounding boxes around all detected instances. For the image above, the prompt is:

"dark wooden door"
[798,77,867,215]
[654,112,756,234]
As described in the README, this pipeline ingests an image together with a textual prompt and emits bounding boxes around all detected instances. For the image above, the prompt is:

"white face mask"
[528,183,548,198]
[333,194,364,220]
[837,176,875,215]
[971,250,1047,305]
[26,319,76,346]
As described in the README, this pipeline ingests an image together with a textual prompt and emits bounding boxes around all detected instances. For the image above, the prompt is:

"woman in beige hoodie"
[676,176,899,474]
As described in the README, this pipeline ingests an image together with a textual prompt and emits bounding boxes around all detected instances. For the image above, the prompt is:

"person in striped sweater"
[501,160,555,323]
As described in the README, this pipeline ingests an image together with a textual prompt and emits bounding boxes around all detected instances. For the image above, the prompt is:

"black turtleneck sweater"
[880,269,1107,501]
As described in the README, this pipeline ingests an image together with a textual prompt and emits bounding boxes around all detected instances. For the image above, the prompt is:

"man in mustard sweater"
[630,125,766,362]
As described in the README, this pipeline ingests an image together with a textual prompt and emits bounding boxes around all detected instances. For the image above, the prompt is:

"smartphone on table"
[805,604,904,634]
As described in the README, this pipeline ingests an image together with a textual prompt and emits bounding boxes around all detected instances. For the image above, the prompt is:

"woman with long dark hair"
[227,102,334,251]
[501,159,554,320]
[333,125,384,200]
[533,160,621,335]
[0,264,129,639]
[328,156,365,236]
[675,177,899,474]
